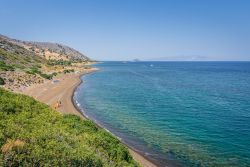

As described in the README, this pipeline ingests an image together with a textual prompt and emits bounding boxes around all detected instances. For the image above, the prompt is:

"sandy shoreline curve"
[22,68,158,167]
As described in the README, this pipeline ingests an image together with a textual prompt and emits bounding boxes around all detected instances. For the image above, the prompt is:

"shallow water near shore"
[74,61,250,166]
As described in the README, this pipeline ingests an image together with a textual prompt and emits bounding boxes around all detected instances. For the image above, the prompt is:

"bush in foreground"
[0,88,139,167]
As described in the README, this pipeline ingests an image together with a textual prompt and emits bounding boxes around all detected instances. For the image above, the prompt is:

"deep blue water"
[74,62,250,167]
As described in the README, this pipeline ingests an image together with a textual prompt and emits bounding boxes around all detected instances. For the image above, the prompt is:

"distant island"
[132,59,141,62]
[0,35,154,166]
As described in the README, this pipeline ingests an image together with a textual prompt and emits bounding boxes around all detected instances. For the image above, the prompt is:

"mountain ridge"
[0,34,90,61]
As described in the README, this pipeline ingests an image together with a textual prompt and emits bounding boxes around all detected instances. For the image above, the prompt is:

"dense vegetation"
[0,88,139,166]
[25,66,57,80]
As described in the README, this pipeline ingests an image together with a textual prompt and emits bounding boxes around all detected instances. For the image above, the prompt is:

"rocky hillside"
[0,34,90,61]
[0,34,92,92]
[0,35,46,68]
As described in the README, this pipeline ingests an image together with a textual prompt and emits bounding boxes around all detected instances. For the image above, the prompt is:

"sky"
[0,0,250,61]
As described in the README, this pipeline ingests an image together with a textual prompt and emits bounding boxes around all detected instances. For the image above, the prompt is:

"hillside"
[0,36,46,69]
[0,34,140,166]
[0,35,92,91]
[0,34,89,61]
[0,88,139,166]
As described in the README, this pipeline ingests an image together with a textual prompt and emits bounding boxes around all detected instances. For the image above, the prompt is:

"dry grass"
[1,139,25,153]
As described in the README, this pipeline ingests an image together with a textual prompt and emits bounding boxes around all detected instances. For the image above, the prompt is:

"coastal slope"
[0,34,157,167]
[0,34,92,91]
[0,88,139,166]
[22,70,158,167]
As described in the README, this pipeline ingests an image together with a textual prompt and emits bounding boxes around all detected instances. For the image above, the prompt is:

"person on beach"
[53,101,62,109]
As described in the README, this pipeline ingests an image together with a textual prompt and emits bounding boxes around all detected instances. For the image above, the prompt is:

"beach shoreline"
[72,70,159,167]
[22,68,159,167]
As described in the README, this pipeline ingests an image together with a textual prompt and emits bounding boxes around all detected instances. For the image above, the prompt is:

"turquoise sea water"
[74,62,250,167]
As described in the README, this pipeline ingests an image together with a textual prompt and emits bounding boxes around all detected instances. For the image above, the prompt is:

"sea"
[74,61,250,167]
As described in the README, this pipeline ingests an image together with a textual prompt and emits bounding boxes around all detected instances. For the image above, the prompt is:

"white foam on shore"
[73,91,125,148]
[72,96,162,165]
[76,100,81,107]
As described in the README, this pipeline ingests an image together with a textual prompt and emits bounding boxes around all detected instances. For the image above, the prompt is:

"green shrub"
[26,66,55,80]
[47,59,72,66]
[30,66,41,74]
[0,61,15,71]
[35,64,42,68]
[13,64,25,69]
[63,69,74,74]
[25,70,36,75]
[0,77,5,85]
[40,73,53,80]
[52,72,58,76]
[0,88,139,166]
[24,57,31,63]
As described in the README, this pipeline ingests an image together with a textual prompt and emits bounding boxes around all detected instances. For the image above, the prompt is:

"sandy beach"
[22,69,158,167]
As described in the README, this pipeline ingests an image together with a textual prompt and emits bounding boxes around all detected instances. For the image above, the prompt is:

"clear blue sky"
[0,0,250,61]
